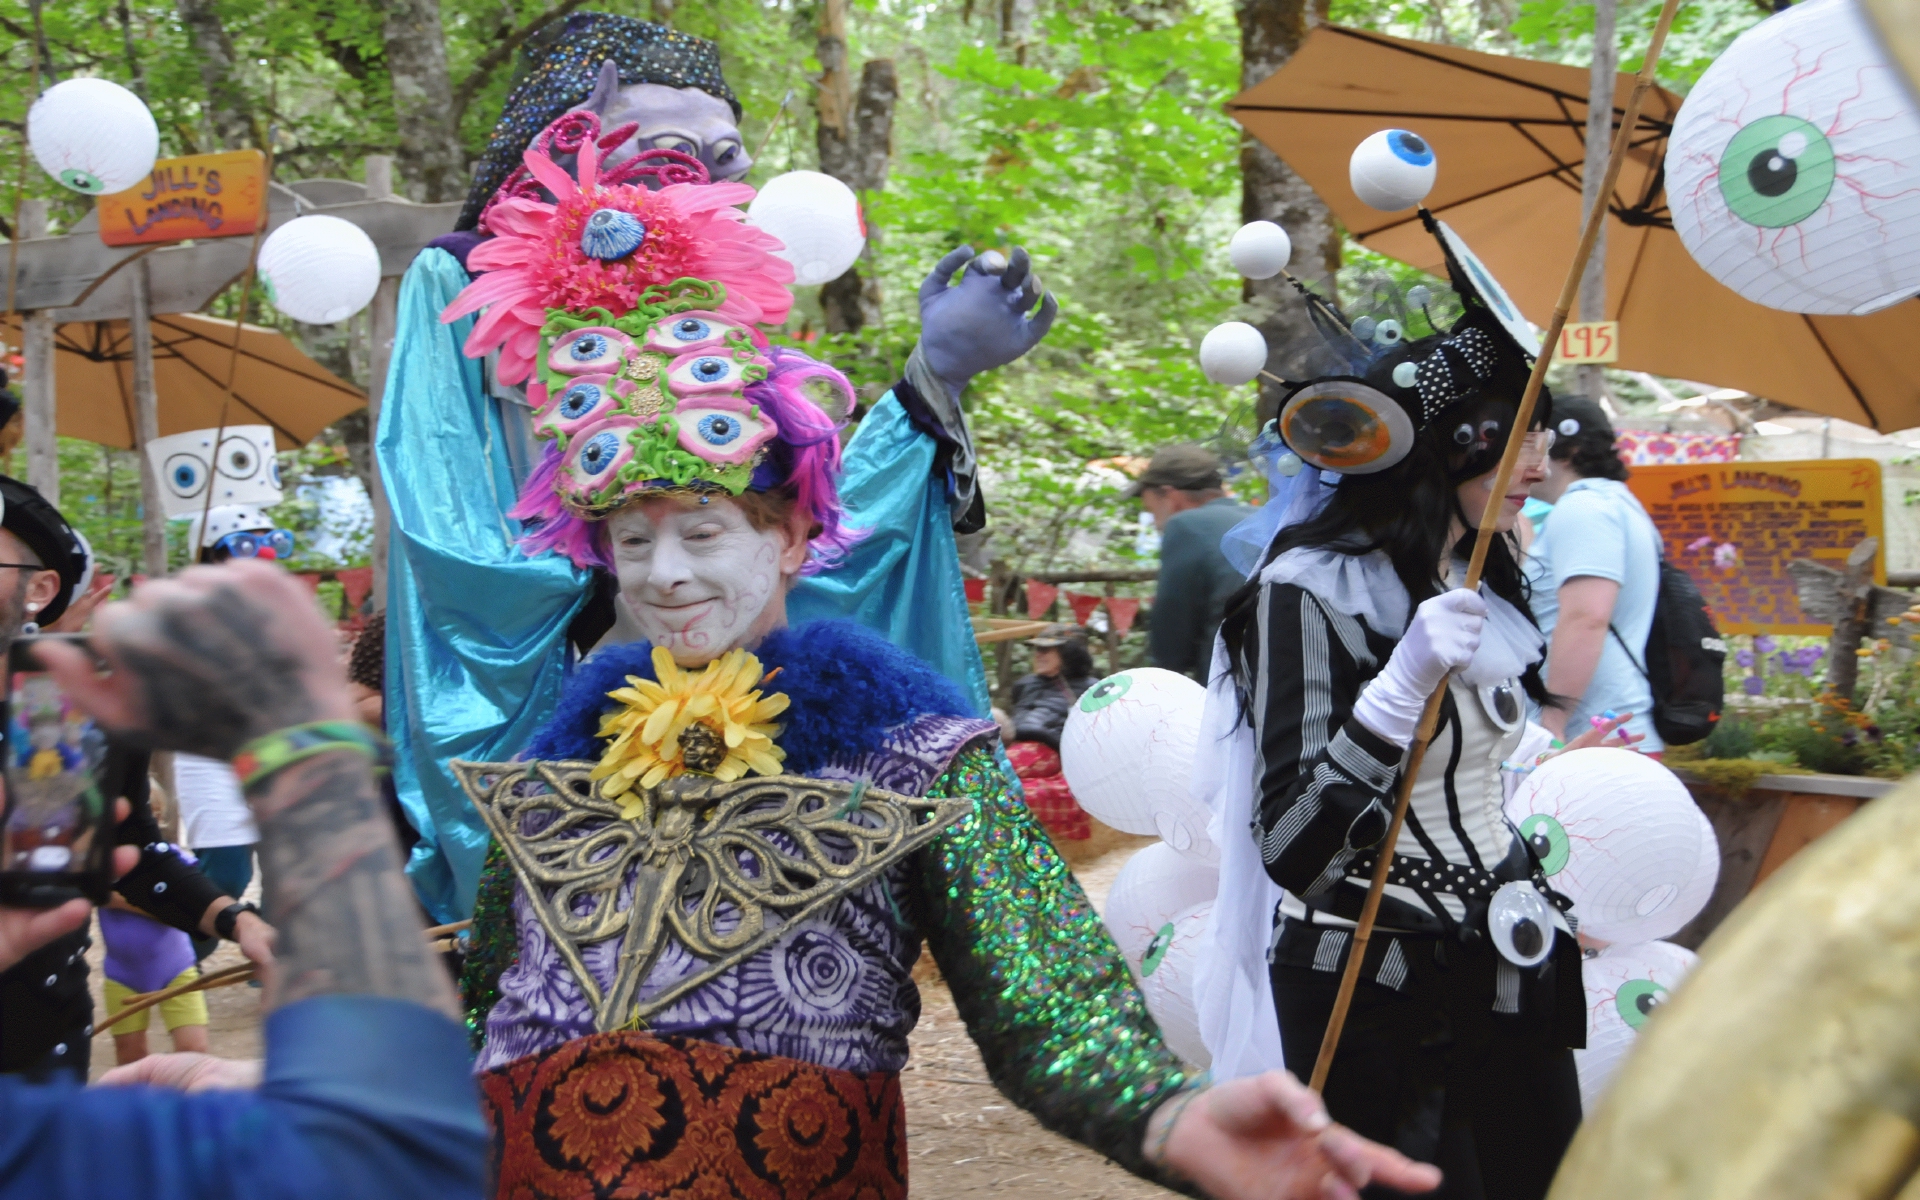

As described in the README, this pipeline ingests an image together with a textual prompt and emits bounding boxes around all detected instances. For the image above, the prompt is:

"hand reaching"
[916,245,1058,395]
[98,1051,263,1092]
[1155,1072,1441,1200]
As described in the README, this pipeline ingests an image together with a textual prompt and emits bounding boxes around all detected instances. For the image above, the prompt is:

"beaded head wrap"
[458,13,740,231]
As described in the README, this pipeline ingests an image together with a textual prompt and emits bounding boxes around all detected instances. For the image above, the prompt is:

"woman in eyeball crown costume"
[439,84,1439,1198]
[1209,221,1638,1200]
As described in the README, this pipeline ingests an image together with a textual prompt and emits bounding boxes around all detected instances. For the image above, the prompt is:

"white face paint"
[607,498,786,664]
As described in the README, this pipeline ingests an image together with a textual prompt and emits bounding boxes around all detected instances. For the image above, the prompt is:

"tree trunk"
[815,1,897,336]
[175,0,255,148]
[1576,0,1617,402]
[1238,0,1340,423]
[382,0,463,202]
[130,259,167,577]
[19,200,57,506]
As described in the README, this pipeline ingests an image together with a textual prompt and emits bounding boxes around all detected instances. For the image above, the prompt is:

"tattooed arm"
[37,560,456,1018]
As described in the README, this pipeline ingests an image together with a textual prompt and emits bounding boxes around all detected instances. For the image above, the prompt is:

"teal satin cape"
[379,248,986,921]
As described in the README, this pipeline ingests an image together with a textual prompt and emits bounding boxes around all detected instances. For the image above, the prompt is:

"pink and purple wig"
[509,345,862,574]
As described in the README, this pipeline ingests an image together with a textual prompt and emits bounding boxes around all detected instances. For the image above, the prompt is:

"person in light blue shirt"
[1525,397,1665,753]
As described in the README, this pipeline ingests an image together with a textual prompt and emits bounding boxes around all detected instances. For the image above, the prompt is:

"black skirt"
[1273,928,1583,1200]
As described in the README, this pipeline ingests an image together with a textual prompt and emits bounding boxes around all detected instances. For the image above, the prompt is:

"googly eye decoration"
[144,425,283,519]
[672,404,779,465]
[1669,0,1920,314]
[1279,379,1418,475]
[1575,940,1698,1110]
[1392,361,1420,389]
[1504,747,1720,945]
[1488,880,1556,968]
[1059,668,1216,865]
[1559,417,1582,437]
[1349,128,1439,212]
[548,327,634,376]
[1372,319,1404,347]
[1351,316,1378,341]
[641,311,746,356]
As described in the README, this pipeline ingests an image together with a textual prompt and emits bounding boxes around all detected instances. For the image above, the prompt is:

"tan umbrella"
[1,311,365,449]
[1228,26,1920,431]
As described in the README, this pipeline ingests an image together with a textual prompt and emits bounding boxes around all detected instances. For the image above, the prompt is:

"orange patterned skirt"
[480,1031,907,1199]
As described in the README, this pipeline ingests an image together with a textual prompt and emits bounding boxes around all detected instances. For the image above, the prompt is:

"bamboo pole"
[1306,0,1687,1094]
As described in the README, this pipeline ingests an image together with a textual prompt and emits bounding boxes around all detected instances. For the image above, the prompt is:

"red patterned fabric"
[1006,740,1091,841]
[480,1031,906,1199]
[1614,430,1741,465]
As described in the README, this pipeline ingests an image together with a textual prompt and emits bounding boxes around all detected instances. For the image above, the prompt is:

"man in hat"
[0,477,276,1079]
[1131,445,1251,681]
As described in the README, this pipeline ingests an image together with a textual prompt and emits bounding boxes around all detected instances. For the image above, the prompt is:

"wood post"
[129,257,167,576]
[19,200,56,503]
[365,155,397,612]
[1823,538,1879,703]
[1102,580,1120,675]
[1575,0,1616,402]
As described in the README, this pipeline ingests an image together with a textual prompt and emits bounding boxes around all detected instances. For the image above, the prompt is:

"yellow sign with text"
[95,150,267,247]
[1625,459,1884,635]
[1557,321,1619,364]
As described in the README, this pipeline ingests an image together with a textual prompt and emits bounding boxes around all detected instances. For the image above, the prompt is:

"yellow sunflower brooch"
[592,646,790,817]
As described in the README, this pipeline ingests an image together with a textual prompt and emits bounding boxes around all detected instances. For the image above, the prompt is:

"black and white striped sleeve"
[1244,583,1405,900]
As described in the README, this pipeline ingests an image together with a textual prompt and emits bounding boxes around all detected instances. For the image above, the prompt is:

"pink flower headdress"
[441,119,794,385]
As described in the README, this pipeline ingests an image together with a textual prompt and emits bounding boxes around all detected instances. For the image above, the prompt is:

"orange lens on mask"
[1277,380,1417,475]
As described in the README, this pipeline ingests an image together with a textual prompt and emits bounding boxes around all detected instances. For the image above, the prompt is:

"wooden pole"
[129,257,167,576]
[1576,0,1618,403]
[19,199,56,503]
[1307,0,1687,1095]
[364,154,397,612]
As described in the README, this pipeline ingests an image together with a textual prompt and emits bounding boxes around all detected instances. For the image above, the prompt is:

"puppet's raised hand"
[916,245,1058,396]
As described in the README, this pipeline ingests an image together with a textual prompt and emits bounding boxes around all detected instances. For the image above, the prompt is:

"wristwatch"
[214,900,261,941]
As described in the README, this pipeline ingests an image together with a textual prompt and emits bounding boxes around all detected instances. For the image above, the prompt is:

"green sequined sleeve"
[461,839,519,1049]
[910,743,1195,1182]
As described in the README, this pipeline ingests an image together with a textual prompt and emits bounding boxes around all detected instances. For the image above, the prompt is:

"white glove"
[1352,588,1486,748]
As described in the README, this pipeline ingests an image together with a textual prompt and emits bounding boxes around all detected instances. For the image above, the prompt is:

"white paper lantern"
[1137,902,1213,1068]
[1349,128,1438,213]
[1103,843,1219,957]
[1198,322,1270,387]
[1505,749,1717,945]
[1229,221,1293,280]
[747,171,867,288]
[258,216,383,325]
[1061,668,1216,862]
[28,78,159,196]
[1669,0,1920,314]
[1575,940,1698,1110]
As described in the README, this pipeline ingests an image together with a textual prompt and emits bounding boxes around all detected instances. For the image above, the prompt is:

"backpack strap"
[1610,623,1651,681]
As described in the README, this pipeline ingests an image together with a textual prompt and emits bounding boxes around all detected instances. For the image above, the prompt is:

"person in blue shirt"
[0,561,485,1199]
[1525,396,1663,754]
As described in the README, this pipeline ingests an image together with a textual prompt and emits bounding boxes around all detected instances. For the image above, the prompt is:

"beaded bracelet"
[233,720,392,791]
[1146,1081,1210,1170]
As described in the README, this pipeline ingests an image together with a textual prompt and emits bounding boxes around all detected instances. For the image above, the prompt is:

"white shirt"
[173,752,258,849]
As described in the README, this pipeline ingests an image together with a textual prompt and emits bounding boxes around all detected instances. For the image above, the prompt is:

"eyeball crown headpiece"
[443,109,860,574]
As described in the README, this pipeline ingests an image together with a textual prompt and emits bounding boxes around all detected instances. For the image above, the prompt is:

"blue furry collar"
[525,620,972,774]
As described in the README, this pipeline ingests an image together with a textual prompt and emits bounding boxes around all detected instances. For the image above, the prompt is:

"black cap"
[1125,444,1223,497]
[1549,394,1614,442]
[0,476,88,624]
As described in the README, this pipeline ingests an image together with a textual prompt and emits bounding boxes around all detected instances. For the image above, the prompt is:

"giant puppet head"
[458,13,749,232]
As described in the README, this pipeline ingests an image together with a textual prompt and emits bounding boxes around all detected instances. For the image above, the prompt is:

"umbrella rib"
[161,349,308,445]
[155,316,365,400]
[1317,25,1644,114]
[1801,317,1880,430]
[1225,103,1672,138]
[111,348,137,450]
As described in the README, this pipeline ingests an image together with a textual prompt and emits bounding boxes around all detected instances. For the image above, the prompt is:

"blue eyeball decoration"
[1350,128,1439,212]
[642,311,746,356]
[670,317,711,343]
[558,382,605,420]
[668,351,746,396]
[533,373,624,442]
[674,405,777,465]
[547,326,633,375]
[576,430,624,476]
[579,208,648,260]
[164,454,204,499]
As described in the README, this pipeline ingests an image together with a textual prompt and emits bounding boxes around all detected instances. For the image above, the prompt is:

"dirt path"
[84,822,1180,1198]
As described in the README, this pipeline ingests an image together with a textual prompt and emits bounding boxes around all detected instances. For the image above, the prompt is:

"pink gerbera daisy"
[441,136,794,385]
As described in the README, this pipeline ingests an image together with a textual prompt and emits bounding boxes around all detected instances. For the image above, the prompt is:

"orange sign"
[95,150,267,247]
[1625,459,1885,635]
[1557,321,1619,364]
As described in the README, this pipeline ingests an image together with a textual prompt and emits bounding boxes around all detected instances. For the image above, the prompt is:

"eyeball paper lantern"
[1102,844,1218,1069]
[1505,749,1718,945]
[259,216,382,325]
[28,78,160,196]
[1229,221,1293,280]
[1669,0,1920,314]
[1350,129,1438,213]
[1575,940,1698,1110]
[1061,669,1215,862]
[747,170,867,287]
[1199,322,1270,387]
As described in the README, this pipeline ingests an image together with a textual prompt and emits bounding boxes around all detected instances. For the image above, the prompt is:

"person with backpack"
[1525,397,1665,754]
